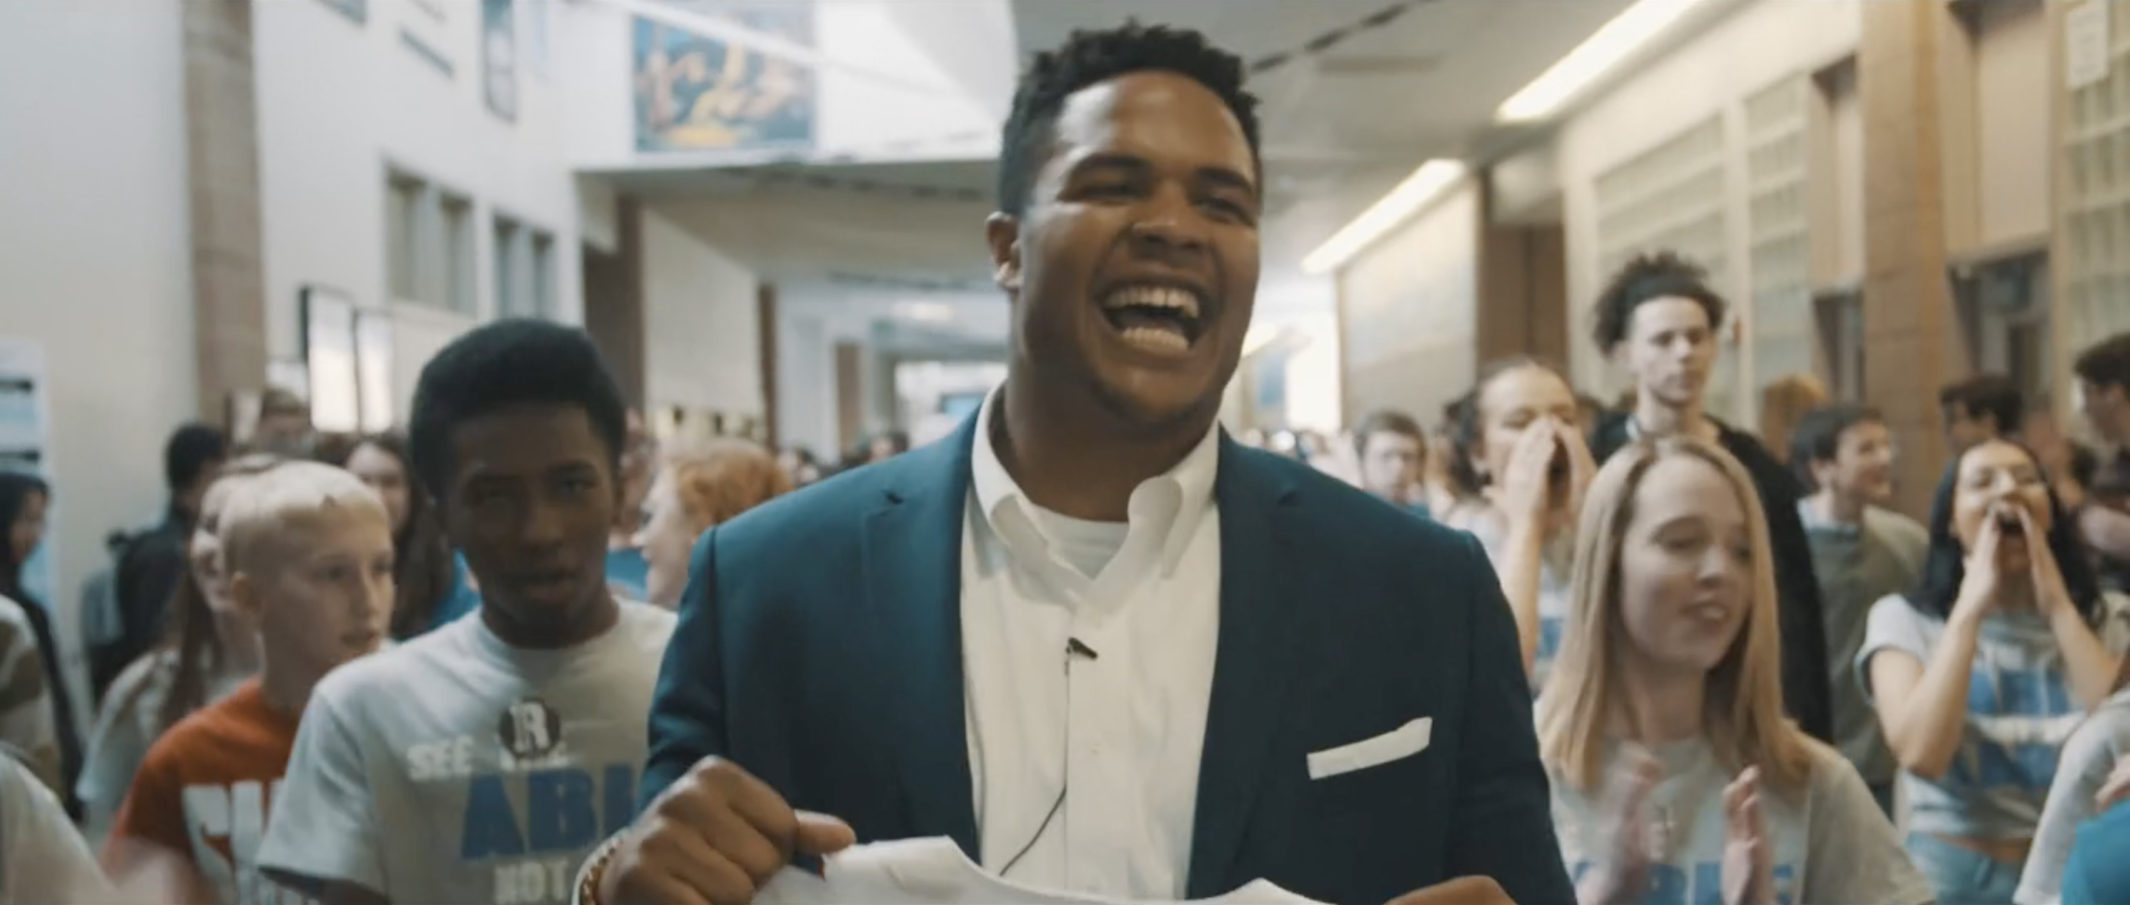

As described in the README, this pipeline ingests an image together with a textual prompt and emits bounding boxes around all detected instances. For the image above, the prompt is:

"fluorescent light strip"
[1300,159,1466,276]
[1496,0,1710,123]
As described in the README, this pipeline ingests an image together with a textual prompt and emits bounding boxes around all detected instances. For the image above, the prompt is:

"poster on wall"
[302,286,362,434]
[0,339,54,609]
[482,0,519,121]
[355,310,396,431]
[632,2,816,153]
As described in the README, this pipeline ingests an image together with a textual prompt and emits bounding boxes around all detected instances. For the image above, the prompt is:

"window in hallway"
[494,215,522,315]
[384,166,479,315]
[1814,289,1864,402]
[1746,75,1814,392]
[492,212,556,320]
[2062,0,2130,343]
[1593,114,1735,418]
[1953,250,2051,410]
[440,192,474,314]
[386,171,422,303]
[531,231,555,317]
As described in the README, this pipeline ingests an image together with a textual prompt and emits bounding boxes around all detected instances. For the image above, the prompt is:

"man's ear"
[985,213,1022,293]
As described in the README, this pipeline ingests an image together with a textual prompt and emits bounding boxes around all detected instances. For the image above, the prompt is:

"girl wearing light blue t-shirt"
[1860,439,2122,905]
[1540,437,1928,905]
[1440,358,1592,696]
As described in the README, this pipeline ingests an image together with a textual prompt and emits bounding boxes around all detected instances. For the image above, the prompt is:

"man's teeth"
[1120,326,1189,352]
[1102,285,1201,319]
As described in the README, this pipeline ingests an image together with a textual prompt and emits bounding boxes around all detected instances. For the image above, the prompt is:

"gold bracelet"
[574,833,625,905]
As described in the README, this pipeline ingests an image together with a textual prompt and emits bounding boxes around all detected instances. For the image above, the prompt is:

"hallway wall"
[0,2,196,642]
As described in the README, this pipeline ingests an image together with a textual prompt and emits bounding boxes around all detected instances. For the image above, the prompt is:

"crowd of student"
[0,321,802,904]
[1257,250,2130,904]
[13,18,2130,905]
[6,267,2127,904]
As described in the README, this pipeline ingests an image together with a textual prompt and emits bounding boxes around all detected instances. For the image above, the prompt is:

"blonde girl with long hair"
[1538,437,1927,905]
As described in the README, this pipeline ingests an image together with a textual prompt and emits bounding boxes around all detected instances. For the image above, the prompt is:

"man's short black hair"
[1590,252,1727,352]
[408,319,629,500]
[996,21,1262,216]
[2076,333,2130,391]
[1353,409,1424,457]
[164,423,227,493]
[1938,374,2023,434]
[1788,403,1883,491]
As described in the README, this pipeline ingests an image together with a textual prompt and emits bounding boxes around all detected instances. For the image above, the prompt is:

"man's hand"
[1385,875,1515,904]
[600,757,855,905]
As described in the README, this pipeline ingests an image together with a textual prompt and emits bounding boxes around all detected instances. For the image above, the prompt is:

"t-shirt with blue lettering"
[256,601,674,905]
[1857,594,2085,840]
[1441,501,1571,695]
[1549,735,1930,905]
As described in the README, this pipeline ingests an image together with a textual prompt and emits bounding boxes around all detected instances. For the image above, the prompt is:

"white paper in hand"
[754,837,1324,905]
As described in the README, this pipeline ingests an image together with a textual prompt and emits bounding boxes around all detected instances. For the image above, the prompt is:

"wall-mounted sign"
[633,3,816,153]
[303,286,362,434]
[482,0,518,121]
[0,339,54,607]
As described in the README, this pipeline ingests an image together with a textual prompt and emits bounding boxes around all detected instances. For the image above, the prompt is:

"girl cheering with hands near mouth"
[1541,437,1927,905]
[1441,358,1595,693]
[1862,439,2122,905]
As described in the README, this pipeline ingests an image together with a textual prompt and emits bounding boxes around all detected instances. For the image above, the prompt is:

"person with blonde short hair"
[1540,436,1928,905]
[104,462,394,904]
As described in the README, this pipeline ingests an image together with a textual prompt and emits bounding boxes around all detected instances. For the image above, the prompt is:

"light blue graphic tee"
[1549,737,1930,905]
[257,601,675,905]
[1858,595,2084,840]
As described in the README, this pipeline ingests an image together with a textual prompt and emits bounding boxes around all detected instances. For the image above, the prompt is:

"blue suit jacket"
[642,417,1574,905]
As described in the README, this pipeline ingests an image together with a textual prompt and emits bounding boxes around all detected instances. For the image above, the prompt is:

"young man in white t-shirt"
[258,321,675,905]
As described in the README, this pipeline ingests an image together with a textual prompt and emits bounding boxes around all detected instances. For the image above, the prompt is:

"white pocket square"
[1306,717,1432,780]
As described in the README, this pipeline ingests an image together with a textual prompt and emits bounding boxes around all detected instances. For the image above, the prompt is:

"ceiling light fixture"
[1300,159,1465,276]
[1496,0,1710,123]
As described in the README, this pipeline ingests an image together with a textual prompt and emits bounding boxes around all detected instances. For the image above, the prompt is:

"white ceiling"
[1009,0,1636,273]
[614,0,1642,329]
[616,159,998,289]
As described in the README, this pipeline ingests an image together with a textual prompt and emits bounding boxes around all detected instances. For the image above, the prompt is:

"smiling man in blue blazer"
[585,22,1572,905]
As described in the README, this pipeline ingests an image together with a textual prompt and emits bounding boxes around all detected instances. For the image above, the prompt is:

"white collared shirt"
[960,388,1224,899]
